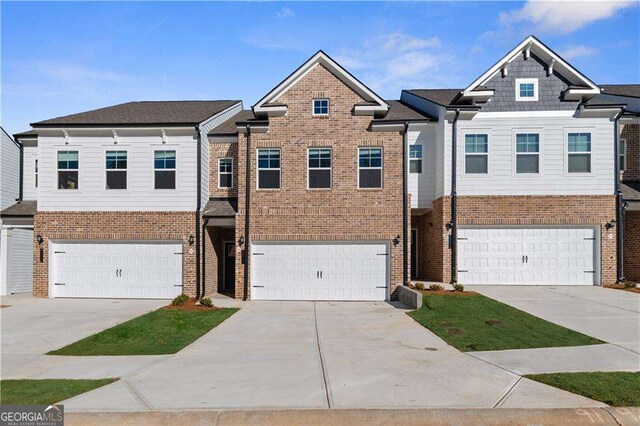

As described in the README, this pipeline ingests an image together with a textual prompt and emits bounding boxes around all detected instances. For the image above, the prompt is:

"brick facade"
[621,123,639,182]
[233,64,406,300]
[625,210,640,283]
[412,195,617,285]
[209,142,238,198]
[33,211,197,297]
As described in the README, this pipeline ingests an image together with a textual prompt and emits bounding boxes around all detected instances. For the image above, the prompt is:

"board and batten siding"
[407,127,437,208]
[443,113,616,196]
[37,129,198,211]
[1,130,20,209]
[22,145,38,200]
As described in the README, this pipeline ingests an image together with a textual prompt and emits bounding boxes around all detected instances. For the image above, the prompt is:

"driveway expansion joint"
[313,302,333,409]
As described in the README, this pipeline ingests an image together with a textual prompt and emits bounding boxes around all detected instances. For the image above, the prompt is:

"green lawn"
[1,379,117,405]
[48,308,239,355]
[526,372,640,407]
[407,293,603,352]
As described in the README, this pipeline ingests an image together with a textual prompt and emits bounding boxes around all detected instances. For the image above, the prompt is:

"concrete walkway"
[59,302,603,411]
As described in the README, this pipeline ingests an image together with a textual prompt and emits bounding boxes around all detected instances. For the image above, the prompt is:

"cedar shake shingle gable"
[31,100,240,127]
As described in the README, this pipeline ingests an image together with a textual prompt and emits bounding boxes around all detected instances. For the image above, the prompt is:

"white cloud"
[499,0,637,34]
[558,44,599,59]
[41,63,129,82]
[379,32,441,53]
[276,7,295,19]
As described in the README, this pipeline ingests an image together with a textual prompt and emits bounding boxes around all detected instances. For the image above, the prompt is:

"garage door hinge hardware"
[458,270,469,273]
[252,285,264,288]
[376,286,387,289]
[584,271,596,273]
[253,253,264,256]
[457,238,468,240]
[54,251,66,254]
[174,252,183,255]
[377,253,389,256]
[584,238,596,240]
[54,283,66,286]
[174,285,183,287]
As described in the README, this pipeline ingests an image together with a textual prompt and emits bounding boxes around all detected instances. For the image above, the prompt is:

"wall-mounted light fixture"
[392,235,401,246]
[238,236,245,247]
[36,234,43,245]
[188,234,195,245]
[605,220,616,230]
[445,222,453,230]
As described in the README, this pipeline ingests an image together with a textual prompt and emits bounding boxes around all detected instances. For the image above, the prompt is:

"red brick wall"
[413,195,617,285]
[33,211,197,297]
[209,142,238,197]
[234,64,406,300]
[621,123,639,182]
[625,210,640,282]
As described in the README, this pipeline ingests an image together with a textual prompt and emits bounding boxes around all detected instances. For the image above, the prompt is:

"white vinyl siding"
[22,146,38,200]
[407,127,437,208]
[7,229,33,294]
[1,131,20,209]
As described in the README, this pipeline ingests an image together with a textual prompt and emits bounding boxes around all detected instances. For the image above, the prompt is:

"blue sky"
[2,1,639,135]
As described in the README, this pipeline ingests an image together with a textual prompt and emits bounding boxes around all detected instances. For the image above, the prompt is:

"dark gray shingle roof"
[13,130,37,139]
[208,110,257,136]
[203,198,238,217]
[1,201,37,217]
[405,89,463,107]
[374,100,436,122]
[601,85,640,98]
[32,100,240,127]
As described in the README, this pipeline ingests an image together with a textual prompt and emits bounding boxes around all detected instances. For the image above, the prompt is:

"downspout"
[195,125,202,299]
[243,125,251,301]
[614,110,624,283]
[201,217,209,296]
[14,138,24,202]
[402,122,409,286]
[450,110,461,284]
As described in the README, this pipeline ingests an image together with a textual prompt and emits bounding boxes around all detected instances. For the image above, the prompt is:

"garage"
[458,227,597,285]
[50,241,183,298]
[1,228,34,295]
[251,242,388,301]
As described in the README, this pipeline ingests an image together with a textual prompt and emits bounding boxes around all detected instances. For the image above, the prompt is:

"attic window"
[313,99,329,116]
[515,78,538,101]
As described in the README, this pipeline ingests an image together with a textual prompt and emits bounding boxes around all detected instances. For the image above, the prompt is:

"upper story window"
[568,133,591,174]
[409,145,423,174]
[619,139,626,171]
[313,99,329,116]
[34,159,38,188]
[106,150,127,190]
[515,134,540,174]
[257,149,281,189]
[57,151,79,189]
[218,158,233,188]
[154,150,176,189]
[465,134,489,174]
[308,148,332,189]
[358,147,383,189]
[515,78,538,101]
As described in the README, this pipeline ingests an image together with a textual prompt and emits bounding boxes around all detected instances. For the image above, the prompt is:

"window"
[358,147,383,188]
[257,149,281,189]
[515,134,540,174]
[568,133,591,173]
[515,78,538,101]
[313,99,329,116]
[409,145,423,174]
[34,159,38,188]
[308,148,331,189]
[57,151,79,189]
[218,158,233,188]
[619,139,626,171]
[154,150,176,189]
[106,151,127,189]
[465,134,488,174]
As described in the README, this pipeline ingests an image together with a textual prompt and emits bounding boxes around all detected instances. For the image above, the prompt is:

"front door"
[411,229,418,279]
[223,242,236,291]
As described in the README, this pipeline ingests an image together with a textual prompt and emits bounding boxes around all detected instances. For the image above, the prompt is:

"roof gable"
[253,50,389,117]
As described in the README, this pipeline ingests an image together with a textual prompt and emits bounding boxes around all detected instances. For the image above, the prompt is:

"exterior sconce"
[238,236,245,247]
[36,234,44,245]
[445,222,453,230]
[605,220,616,230]
[188,234,195,245]
[392,235,401,246]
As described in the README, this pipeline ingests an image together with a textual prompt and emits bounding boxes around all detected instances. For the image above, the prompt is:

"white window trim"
[256,148,281,190]
[218,157,233,189]
[619,138,627,172]
[55,148,80,191]
[104,149,129,191]
[564,129,594,177]
[515,78,539,102]
[153,148,178,190]
[34,158,38,188]
[409,144,423,174]
[307,147,332,190]
[462,131,491,177]
[312,98,329,116]
[513,130,542,176]
[357,147,383,190]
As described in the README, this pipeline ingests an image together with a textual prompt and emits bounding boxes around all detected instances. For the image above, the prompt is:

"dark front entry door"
[223,242,236,291]
[411,229,418,279]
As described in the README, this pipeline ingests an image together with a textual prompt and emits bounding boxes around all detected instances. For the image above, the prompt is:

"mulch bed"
[604,284,640,294]
[409,286,478,296]
[163,298,224,311]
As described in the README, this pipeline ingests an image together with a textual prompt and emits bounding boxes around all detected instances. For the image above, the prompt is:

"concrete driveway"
[58,301,603,411]
[0,293,166,377]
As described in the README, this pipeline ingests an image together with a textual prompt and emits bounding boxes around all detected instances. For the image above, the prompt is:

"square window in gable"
[313,98,329,116]
[515,78,538,101]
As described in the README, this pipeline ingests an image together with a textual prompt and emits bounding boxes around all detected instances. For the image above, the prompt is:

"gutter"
[450,109,461,284]
[243,125,252,301]
[195,124,202,299]
[402,122,409,287]
[613,110,625,283]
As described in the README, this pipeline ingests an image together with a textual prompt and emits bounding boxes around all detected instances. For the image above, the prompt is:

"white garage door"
[50,241,183,299]
[458,227,597,285]
[251,242,388,301]
[8,228,34,294]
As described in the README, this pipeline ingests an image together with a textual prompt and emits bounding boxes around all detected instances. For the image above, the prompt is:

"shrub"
[453,283,465,292]
[428,283,444,291]
[623,280,637,289]
[199,297,213,308]
[415,282,425,290]
[172,294,189,306]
